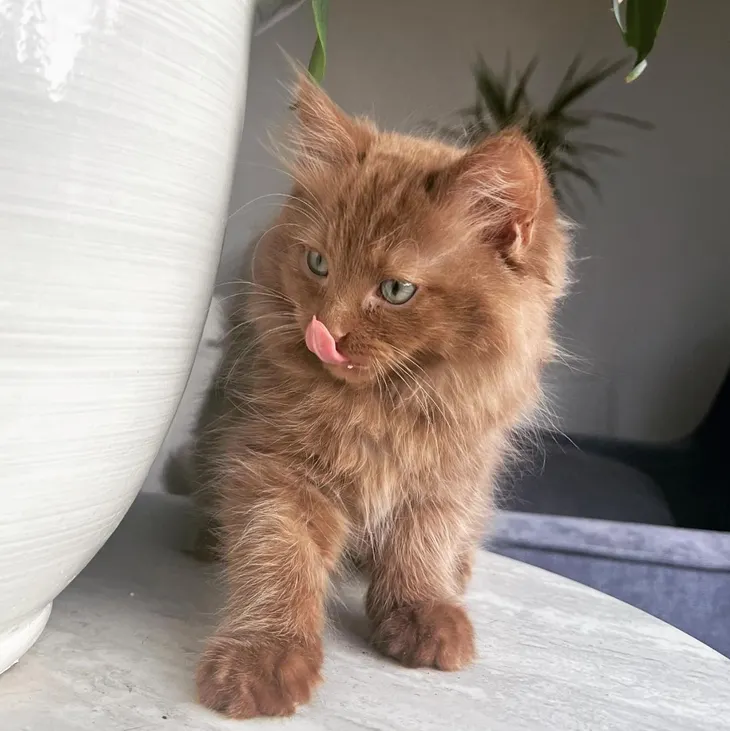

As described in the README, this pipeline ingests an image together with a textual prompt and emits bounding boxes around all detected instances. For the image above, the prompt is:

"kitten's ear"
[291,72,375,166]
[451,130,548,265]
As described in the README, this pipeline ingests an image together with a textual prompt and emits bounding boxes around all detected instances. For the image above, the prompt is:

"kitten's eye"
[380,279,416,305]
[306,250,328,277]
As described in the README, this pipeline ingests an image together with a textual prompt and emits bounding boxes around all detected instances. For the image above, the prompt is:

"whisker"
[224,323,301,388]
[226,192,298,223]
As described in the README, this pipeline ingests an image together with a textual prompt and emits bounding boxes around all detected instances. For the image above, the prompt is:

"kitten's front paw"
[196,634,323,719]
[372,601,475,671]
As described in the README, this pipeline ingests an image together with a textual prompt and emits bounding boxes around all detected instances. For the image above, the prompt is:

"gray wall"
[153,0,730,490]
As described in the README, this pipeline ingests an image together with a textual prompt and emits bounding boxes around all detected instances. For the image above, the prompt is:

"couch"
[489,372,730,658]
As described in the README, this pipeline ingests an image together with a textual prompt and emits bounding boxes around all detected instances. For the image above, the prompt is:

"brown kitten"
[190,75,569,719]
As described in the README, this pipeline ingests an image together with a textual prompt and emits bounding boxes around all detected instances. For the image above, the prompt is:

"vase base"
[0,603,53,676]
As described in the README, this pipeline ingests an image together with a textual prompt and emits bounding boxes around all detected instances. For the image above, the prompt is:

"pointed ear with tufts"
[449,130,548,267]
[291,71,375,167]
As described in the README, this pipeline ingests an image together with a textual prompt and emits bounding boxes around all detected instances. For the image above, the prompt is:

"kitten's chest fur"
[235,363,496,532]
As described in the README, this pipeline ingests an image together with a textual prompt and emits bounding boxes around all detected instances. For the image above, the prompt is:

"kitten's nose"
[305,317,349,365]
[329,326,347,343]
[318,316,347,343]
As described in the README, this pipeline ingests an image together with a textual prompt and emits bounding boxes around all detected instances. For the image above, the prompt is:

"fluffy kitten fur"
[186,75,568,719]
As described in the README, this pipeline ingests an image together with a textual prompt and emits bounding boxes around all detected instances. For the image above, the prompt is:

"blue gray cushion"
[499,448,675,526]
[490,511,730,658]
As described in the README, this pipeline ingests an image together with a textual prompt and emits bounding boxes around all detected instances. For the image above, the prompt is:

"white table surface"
[1,493,728,730]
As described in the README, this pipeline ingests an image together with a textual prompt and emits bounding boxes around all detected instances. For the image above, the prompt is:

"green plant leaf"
[553,158,601,198]
[308,0,329,83]
[562,141,623,158]
[544,113,592,130]
[625,59,648,82]
[545,59,625,119]
[572,109,655,129]
[623,0,668,81]
[439,54,651,211]
[559,177,583,212]
[456,102,484,121]
[507,57,538,120]
[612,0,626,31]
[473,55,509,127]
[553,55,583,101]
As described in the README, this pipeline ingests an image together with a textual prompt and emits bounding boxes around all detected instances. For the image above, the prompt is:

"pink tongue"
[305,316,349,365]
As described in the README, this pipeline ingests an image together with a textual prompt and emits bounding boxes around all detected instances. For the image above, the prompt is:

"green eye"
[306,250,328,276]
[380,279,417,305]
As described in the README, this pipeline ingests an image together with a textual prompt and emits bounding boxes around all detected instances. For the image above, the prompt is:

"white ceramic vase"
[0,0,254,674]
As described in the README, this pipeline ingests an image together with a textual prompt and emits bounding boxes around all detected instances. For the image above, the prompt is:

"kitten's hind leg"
[185,513,221,563]
[163,447,221,562]
[197,460,347,720]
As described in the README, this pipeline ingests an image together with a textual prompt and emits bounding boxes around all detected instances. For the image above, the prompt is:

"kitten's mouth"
[304,316,371,379]
[322,360,372,386]
[305,316,351,367]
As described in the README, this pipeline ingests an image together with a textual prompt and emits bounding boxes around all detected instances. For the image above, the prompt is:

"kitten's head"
[252,75,568,387]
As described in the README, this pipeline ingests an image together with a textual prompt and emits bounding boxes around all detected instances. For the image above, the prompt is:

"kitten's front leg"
[366,497,478,671]
[196,460,347,719]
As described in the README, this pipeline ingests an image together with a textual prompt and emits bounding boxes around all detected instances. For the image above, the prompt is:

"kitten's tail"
[162,446,196,497]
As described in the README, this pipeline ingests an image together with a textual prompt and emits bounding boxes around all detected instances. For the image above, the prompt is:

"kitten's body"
[186,76,569,719]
